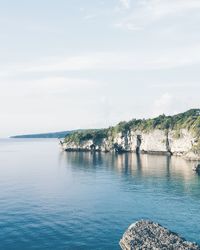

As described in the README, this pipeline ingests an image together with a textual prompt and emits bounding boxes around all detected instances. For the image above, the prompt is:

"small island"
[61,109,200,161]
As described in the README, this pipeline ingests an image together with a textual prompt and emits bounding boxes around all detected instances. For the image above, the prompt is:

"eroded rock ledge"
[61,109,200,161]
[120,220,200,250]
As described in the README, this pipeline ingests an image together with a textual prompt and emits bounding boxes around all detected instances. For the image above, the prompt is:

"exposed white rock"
[185,152,200,161]
[168,129,195,156]
[62,139,94,151]
[138,129,167,153]
[62,128,199,160]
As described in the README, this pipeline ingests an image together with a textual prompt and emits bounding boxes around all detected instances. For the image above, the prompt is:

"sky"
[0,0,200,137]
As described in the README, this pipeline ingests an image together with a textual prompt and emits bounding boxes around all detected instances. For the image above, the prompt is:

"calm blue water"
[0,139,199,249]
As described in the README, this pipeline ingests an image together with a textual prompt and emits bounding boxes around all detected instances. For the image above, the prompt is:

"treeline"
[64,109,200,144]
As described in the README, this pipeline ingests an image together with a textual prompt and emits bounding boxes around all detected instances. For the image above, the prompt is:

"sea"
[0,139,199,249]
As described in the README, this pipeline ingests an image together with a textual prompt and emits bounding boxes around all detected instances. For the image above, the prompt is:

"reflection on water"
[60,151,199,181]
[60,152,200,201]
[0,140,199,249]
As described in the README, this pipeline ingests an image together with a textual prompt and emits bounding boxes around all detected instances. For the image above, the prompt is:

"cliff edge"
[61,109,200,160]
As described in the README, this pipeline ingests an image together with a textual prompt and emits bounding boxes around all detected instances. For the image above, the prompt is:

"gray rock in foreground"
[120,220,200,250]
[193,164,200,173]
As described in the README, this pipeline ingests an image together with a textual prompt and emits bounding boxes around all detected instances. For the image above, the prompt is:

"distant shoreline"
[10,130,77,139]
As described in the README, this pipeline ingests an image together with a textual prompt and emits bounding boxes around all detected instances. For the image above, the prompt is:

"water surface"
[0,139,199,249]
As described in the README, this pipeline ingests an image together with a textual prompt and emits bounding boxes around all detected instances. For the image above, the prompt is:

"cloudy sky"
[0,0,200,137]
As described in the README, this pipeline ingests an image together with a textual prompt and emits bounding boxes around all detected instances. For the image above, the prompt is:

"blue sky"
[0,0,200,137]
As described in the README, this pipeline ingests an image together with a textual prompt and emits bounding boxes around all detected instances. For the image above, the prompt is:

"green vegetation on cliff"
[64,109,200,146]
[64,129,108,144]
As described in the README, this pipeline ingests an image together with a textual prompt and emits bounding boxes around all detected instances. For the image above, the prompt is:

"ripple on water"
[0,140,199,249]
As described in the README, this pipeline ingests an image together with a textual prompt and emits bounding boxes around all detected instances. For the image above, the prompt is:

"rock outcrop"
[61,109,200,160]
[61,128,199,160]
[192,164,200,173]
[120,220,200,250]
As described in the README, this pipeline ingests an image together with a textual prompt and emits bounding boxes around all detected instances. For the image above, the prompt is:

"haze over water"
[0,139,199,249]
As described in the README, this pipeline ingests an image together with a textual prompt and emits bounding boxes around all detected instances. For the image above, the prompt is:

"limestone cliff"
[61,109,200,160]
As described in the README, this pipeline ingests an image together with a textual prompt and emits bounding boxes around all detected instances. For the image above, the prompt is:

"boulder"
[120,220,200,250]
[192,164,200,173]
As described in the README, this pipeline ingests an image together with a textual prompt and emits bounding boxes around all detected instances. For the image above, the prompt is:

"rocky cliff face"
[62,109,200,160]
[62,128,199,160]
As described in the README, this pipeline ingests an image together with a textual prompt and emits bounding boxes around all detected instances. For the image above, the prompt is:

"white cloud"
[0,76,103,136]
[115,0,200,31]
[1,44,200,78]
[153,93,176,116]
[0,1,199,137]
[0,76,98,100]
[84,14,97,20]
[119,0,130,9]
[114,0,131,12]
